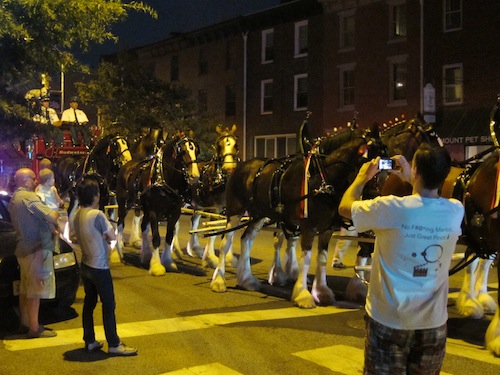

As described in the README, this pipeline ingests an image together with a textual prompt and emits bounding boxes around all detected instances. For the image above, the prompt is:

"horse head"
[171,132,200,184]
[380,114,442,161]
[215,124,239,171]
[133,126,167,157]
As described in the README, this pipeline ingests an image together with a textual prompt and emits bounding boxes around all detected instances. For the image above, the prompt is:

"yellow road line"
[293,345,455,374]
[446,338,500,366]
[3,306,348,352]
[160,363,243,375]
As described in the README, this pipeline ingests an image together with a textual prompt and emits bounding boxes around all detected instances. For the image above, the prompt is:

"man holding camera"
[339,144,464,374]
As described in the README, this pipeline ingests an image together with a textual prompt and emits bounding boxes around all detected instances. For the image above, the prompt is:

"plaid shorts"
[17,250,55,299]
[364,315,447,375]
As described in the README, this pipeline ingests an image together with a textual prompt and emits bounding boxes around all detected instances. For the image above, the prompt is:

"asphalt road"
[0,212,499,375]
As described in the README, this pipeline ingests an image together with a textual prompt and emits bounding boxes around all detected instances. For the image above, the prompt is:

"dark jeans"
[69,124,93,147]
[80,263,120,347]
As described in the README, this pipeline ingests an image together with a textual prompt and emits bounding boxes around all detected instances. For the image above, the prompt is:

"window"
[294,74,308,111]
[198,90,207,113]
[339,64,355,110]
[199,48,208,75]
[443,64,463,105]
[389,2,407,39]
[261,79,273,114]
[294,20,308,57]
[388,55,407,104]
[255,134,296,158]
[170,55,179,81]
[225,85,236,117]
[339,10,355,50]
[261,28,274,63]
[444,0,462,31]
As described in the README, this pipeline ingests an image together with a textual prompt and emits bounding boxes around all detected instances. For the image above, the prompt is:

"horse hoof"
[238,276,261,291]
[210,279,227,293]
[478,293,497,314]
[109,250,122,264]
[346,276,367,303]
[165,262,179,273]
[133,240,142,249]
[312,286,335,306]
[149,263,166,276]
[268,266,287,287]
[292,285,316,309]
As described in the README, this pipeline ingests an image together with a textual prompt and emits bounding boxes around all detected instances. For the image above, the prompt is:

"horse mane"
[319,128,363,155]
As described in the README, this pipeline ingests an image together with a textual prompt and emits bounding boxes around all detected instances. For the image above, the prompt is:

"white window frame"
[261,79,273,115]
[442,63,463,105]
[387,54,408,106]
[443,0,462,32]
[339,9,355,51]
[338,63,355,111]
[254,134,296,158]
[388,0,407,41]
[261,28,274,64]
[294,20,308,58]
[294,73,308,111]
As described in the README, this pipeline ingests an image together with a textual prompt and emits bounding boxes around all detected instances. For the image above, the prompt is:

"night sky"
[86,0,280,66]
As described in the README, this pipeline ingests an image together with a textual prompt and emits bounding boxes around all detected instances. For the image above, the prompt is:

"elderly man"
[8,168,60,338]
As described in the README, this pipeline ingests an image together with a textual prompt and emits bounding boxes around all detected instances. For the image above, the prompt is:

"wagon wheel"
[449,246,478,275]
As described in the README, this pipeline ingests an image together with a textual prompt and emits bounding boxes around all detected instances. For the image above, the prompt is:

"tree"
[0,0,157,142]
[76,51,218,159]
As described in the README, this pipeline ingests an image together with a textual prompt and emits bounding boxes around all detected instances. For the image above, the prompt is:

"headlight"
[53,252,77,270]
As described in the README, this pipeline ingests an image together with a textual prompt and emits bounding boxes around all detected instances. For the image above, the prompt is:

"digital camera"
[378,158,395,170]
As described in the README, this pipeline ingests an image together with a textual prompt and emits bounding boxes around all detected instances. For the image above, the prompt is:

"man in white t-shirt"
[339,144,464,375]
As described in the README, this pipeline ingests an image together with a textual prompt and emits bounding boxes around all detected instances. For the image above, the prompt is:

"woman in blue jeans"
[74,177,137,356]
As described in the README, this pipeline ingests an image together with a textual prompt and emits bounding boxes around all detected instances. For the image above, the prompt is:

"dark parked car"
[0,192,80,311]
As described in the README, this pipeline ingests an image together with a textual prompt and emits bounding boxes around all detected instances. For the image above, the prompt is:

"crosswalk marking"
[293,344,363,374]
[293,345,455,375]
[3,305,349,351]
[446,338,500,366]
[160,363,243,375]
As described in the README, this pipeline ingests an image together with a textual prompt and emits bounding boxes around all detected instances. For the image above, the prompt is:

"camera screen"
[379,159,394,170]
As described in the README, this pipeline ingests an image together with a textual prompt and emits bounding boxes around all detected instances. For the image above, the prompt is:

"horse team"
[52,107,500,357]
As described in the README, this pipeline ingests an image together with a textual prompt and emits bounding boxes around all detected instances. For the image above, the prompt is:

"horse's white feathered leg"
[149,247,166,276]
[187,213,204,258]
[109,225,122,263]
[237,220,264,291]
[172,220,183,260]
[311,249,335,306]
[202,235,218,269]
[474,258,497,314]
[346,256,369,302]
[129,213,143,249]
[140,228,152,265]
[161,241,178,272]
[456,257,484,318]
[284,235,299,281]
[211,216,239,292]
[485,307,500,356]
[269,231,286,286]
[292,250,315,309]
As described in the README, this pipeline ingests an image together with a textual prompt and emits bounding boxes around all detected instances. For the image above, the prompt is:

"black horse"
[210,127,385,308]
[115,133,200,275]
[52,134,132,240]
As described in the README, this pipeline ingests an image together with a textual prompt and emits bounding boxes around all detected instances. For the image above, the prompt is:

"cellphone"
[378,158,395,170]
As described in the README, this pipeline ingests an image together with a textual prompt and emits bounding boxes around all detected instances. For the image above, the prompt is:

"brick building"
[132,0,499,161]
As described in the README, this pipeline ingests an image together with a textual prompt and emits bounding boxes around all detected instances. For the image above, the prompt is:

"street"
[0,212,499,375]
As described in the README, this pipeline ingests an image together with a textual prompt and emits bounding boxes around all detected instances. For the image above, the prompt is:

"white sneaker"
[108,342,138,356]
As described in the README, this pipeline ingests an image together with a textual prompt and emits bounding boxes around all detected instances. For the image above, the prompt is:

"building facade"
[133,0,499,161]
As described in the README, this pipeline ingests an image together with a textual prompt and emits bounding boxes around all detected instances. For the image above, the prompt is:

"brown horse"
[210,128,385,308]
[183,125,239,267]
[367,112,500,356]
[115,133,200,275]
